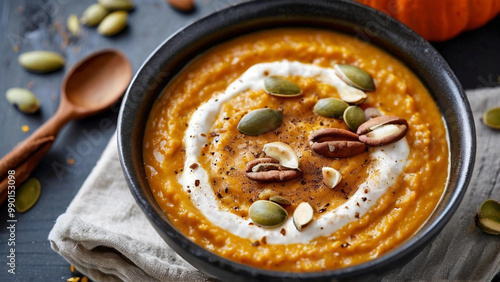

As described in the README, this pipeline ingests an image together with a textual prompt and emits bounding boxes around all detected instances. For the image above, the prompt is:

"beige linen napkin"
[49,87,500,281]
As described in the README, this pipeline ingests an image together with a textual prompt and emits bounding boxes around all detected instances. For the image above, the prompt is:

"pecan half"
[245,157,300,182]
[309,128,367,158]
[357,116,408,146]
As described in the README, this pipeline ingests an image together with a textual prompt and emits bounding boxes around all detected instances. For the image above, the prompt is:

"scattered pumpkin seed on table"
[67,14,80,36]
[6,88,40,114]
[264,76,302,97]
[97,11,128,36]
[18,51,65,73]
[343,105,366,131]
[475,199,500,235]
[15,178,41,213]
[81,4,109,27]
[313,98,348,118]
[482,107,500,130]
[97,0,134,11]
[237,108,283,136]
[249,200,288,227]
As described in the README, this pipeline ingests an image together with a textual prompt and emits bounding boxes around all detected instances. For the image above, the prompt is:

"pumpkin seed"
[67,14,80,36]
[322,167,342,189]
[479,199,500,220]
[97,0,134,11]
[18,51,65,73]
[81,4,109,26]
[343,105,366,131]
[15,178,41,213]
[263,142,299,169]
[335,64,375,91]
[6,88,40,114]
[293,202,314,231]
[269,196,292,206]
[337,84,367,104]
[249,200,288,227]
[482,107,500,130]
[313,98,348,118]
[97,11,128,36]
[476,218,500,235]
[475,199,500,235]
[237,108,283,136]
[264,76,302,97]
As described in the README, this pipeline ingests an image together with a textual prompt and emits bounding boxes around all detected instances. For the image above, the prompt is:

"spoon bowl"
[0,49,132,203]
[63,50,132,116]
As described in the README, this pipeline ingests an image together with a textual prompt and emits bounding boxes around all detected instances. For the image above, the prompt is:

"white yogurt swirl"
[180,60,409,244]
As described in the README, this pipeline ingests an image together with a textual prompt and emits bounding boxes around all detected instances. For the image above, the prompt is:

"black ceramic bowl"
[118,0,476,280]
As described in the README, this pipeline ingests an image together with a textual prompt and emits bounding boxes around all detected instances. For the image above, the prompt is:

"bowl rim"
[118,0,476,280]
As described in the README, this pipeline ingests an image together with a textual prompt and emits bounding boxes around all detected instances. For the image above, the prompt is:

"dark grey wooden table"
[0,0,499,281]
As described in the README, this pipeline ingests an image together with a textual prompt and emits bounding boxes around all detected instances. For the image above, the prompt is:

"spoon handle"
[0,106,72,202]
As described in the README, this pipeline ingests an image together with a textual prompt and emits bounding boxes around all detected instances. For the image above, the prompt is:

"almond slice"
[322,167,342,189]
[263,142,299,169]
[293,202,314,231]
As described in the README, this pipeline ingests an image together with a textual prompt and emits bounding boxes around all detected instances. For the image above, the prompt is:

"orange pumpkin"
[356,0,500,41]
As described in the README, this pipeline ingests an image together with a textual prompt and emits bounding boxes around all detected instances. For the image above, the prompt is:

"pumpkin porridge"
[143,28,449,271]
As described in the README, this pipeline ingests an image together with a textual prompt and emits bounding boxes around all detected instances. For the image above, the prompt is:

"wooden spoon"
[0,49,132,203]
